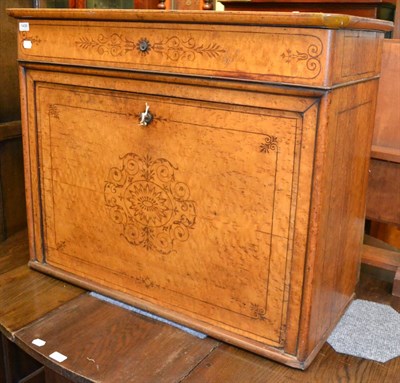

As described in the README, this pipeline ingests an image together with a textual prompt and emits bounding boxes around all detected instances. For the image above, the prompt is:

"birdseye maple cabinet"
[8,8,392,369]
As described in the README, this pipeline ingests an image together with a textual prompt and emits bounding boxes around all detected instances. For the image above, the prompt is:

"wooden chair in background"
[220,0,397,18]
[0,0,31,242]
[363,8,400,295]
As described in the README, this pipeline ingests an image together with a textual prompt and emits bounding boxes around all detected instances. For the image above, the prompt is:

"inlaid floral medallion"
[104,153,196,254]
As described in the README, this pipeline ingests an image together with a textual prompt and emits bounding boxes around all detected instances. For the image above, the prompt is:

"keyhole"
[139,40,149,52]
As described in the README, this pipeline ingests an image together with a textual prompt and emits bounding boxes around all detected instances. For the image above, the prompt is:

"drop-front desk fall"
[8,9,392,369]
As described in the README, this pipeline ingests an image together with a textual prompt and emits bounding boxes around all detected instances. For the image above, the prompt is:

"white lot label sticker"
[19,22,29,32]
[32,338,46,347]
[23,40,32,49]
[49,351,68,363]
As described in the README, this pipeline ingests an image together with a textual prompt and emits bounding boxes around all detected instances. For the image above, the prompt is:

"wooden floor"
[1,231,400,382]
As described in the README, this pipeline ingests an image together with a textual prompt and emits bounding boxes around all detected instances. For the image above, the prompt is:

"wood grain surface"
[219,0,396,18]
[2,232,400,381]
[182,341,400,383]
[1,333,43,383]
[6,9,394,31]
[8,9,387,368]
[12,18,386,88]
[28,69,317,349]
[366,159,400,224]
[0,231,83,339]
[0,123,26,240]
[299,80,379,362]
[362,244,400,272]
[0,265,83,338]
[15,293,219,382]
[0,230,29,274]
[365,39,400,225]
[372,39,400,156]
[0,0,33,123]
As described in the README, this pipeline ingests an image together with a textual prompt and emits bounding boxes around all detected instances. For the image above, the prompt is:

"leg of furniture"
[364,38,400,294]
[366,159,400,224]
[18,367,45,383]
[0,333,6,383]
[1,333,43,383]
[393,268,400,297]
[219,1,396,18]
[43,368,72,383]
[362,238,400,297]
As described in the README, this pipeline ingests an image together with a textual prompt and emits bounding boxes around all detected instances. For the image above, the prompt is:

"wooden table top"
[7,8,393,31]
[220,0,397,3]
[1,231,399,382]
[0,232,83,340]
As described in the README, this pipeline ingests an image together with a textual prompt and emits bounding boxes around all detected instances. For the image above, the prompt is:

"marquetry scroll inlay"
[104,153,196,254]
[76,33,225,61]
[76,34,135,56]
[281,43,322,76]
[150,36,225,61]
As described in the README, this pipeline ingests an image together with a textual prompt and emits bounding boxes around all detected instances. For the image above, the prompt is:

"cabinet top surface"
[219,0,397,3]
[7,8,393,32]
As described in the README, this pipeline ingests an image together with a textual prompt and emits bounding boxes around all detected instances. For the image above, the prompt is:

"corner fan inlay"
[260,135,279,154]
[104,153,196,254]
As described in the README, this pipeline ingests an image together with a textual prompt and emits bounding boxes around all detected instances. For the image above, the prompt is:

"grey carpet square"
[328,299,400,363]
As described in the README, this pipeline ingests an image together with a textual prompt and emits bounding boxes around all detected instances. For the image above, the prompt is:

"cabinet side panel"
[298,80,378,361]
[331,30,384,86]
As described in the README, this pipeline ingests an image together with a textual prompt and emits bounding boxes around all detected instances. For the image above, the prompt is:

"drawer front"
[18,20,331,87]
[26,70,317,349]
